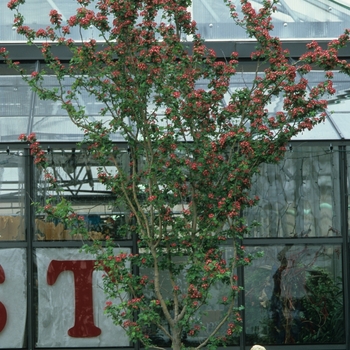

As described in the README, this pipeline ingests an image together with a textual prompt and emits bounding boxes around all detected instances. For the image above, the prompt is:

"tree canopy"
[1,0,350,349]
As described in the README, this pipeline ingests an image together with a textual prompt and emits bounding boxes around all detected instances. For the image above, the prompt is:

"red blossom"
[7,0,19,10]
[147,195,157,202]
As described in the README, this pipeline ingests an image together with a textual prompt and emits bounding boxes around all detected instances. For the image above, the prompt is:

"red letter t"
[47,260,101,337]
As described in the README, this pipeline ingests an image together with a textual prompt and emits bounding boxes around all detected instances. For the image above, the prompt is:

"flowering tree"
[1,0,350,349]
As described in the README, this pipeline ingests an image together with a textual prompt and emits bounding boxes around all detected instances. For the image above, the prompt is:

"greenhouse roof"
[1,0,350,42]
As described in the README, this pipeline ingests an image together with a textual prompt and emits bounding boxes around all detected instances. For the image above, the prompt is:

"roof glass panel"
[1,1,350,42]
[0,0,96,42]
[328,113,350,139]
[0,0,168,43]
[291,117,343,141]
[193,0,350,40]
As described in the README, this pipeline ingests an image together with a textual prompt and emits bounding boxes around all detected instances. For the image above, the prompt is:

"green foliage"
[261,268,345,345]
[245,260,344,345]
[301,269,344,343]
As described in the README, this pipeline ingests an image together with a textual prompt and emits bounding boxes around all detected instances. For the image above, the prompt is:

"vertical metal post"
[24,147,35,350]
[238,198,247,350]
[238,263,246,350]
[339,145,349,350]
[132,227,140,350]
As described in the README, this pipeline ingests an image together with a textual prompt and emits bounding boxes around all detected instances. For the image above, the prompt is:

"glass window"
[244,244,344,345]
[0,153,25,241]
[140,246,239,347]
[34,148,131,241]
[245,146,341,238]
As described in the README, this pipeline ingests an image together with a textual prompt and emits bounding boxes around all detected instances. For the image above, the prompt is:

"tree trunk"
[171,328,183,350]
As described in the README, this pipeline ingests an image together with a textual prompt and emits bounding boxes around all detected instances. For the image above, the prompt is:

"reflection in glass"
[0,153,25,241]
[244,244,344,345]
[245,146,340,238]
[140,247,239,347]
[35,149,130,241]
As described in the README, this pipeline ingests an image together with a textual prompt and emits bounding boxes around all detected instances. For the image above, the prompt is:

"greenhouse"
[0,0,350,350]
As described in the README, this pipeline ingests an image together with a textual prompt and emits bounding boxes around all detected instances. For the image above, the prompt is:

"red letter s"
[0,265,7,332]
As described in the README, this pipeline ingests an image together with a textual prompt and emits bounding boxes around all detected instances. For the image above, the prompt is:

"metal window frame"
[0,143,340,350]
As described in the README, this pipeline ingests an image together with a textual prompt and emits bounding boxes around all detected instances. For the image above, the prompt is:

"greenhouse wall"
[0,144,349,350]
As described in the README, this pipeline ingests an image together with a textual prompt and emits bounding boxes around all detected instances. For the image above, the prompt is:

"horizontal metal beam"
[1,40,349,60]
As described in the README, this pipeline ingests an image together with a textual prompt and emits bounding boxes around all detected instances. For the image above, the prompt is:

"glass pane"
[35,148,131,241]
[193,0,349,40]
[35,248,129,347]
[0,153,25,241]
[244,244,344,345]
[0,248,27,348]
[245,146,341,238]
